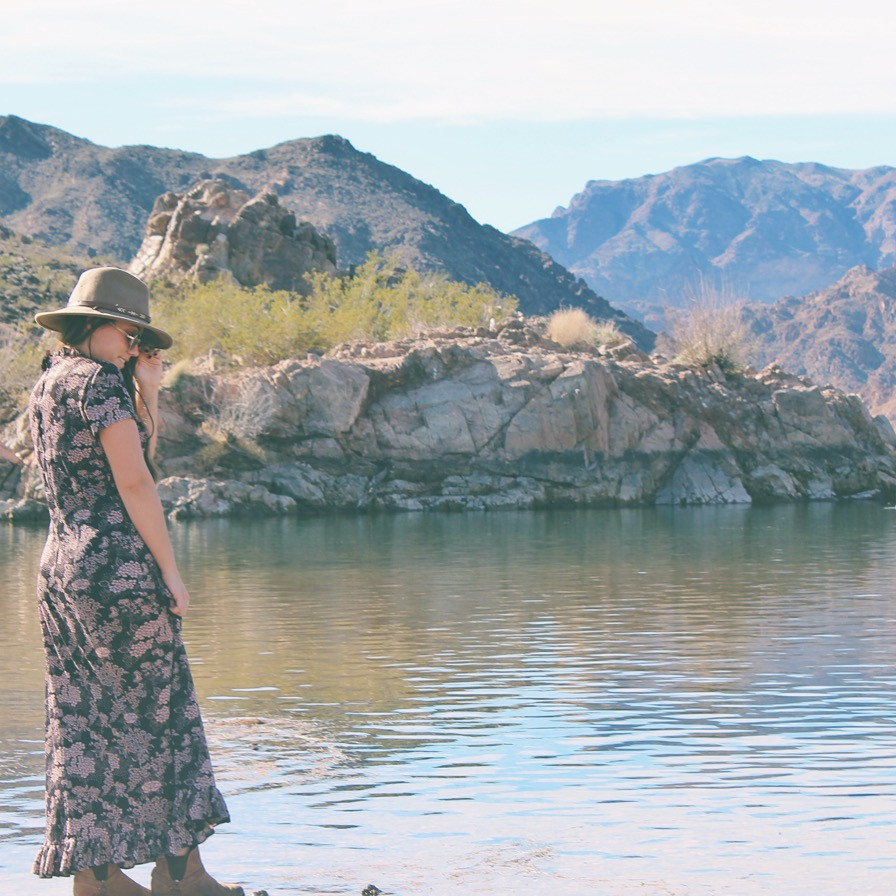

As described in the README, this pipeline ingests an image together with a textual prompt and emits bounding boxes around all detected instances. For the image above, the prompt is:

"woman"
[29,268,243,896]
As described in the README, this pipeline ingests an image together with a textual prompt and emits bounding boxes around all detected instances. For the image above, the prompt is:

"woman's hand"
[163,569,191,617]
[135,347,164,393]
[0,443,21,465]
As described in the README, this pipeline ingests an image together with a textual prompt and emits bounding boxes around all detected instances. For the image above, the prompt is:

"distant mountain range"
[744,264,896,422]
[0,115,651,348]
[514,156,896,320]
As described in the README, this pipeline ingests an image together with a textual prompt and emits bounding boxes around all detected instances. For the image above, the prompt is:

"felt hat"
[35,267,173,349]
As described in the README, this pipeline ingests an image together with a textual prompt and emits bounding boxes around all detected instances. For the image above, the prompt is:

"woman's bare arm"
[99,417,189,616]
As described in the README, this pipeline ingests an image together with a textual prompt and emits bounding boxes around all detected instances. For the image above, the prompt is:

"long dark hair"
[46,316,159,479]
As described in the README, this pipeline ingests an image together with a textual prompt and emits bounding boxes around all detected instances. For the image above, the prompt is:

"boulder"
[0,497,48,522]
[157,476,296,519]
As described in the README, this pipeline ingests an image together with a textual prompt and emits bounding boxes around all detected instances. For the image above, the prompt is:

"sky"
[3,0,896,232]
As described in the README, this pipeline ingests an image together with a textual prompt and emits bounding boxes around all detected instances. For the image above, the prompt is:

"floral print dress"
[28,351,230,878]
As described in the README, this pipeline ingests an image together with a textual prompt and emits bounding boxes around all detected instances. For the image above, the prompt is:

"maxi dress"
[28,350,230,878]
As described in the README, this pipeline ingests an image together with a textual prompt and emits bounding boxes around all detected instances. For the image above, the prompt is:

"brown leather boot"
[150,849,244,896]
[73,866,151,896]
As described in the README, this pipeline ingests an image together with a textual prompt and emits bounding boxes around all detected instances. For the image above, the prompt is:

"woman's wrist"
[135,379,161,399]
[137,389,159,412]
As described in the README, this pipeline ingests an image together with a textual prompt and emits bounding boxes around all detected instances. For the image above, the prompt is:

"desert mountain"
[514,156,896,318]
[745,264,896,421]
[0,115,652,348]
[0,224,100,326]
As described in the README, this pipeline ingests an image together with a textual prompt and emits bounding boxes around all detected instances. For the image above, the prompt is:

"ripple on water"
[2,505,896,895]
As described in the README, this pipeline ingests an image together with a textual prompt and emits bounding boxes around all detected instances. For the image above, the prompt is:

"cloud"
[4,0,896,121]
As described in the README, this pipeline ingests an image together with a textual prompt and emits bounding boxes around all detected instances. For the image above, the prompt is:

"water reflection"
[2,504,896,894]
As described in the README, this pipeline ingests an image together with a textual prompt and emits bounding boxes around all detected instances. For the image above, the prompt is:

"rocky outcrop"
[7,321,893,519]
[128,179,337,292]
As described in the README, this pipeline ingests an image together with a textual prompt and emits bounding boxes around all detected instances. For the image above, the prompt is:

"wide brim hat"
[35,267,173,349]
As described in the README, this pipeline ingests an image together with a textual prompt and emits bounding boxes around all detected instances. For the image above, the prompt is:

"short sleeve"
[81,364,137,436]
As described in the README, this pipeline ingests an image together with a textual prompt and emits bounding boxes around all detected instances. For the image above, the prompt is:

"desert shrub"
[153,253,516,366]
[14,251,517,402]
[191,376,280,471]
[304,252,514,344]
[664,279,754,373]
[547,308,622,348]
[150,279,322,365]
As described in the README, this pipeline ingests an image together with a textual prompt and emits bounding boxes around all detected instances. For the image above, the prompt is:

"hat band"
[81,302,151,323]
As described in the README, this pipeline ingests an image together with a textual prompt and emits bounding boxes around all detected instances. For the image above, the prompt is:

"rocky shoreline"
[4,320,896,521]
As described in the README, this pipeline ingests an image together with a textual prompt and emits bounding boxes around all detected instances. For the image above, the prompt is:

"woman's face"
[76,320,142,369]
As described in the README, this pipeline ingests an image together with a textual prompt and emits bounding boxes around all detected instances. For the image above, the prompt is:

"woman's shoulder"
[32,353,129,418]
[43,351,123,388]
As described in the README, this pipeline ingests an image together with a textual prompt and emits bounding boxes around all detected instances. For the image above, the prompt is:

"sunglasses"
[108,321,144,350]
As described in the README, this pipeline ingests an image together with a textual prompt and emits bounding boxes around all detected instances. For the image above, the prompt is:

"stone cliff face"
[128,179,337,292]
[5,322,894,519]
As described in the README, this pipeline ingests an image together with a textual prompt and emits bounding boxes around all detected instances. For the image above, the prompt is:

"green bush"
[152,253,516,366]
[15,253,517,397]
[150,278,323,365]
[304,251,514,344]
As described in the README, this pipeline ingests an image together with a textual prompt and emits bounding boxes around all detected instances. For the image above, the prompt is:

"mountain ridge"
[745,263,896,422]
[0,116,652,348]
[514,155,896,317]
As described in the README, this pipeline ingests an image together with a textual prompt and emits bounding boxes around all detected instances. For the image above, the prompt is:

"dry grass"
[202,376,278,441]
[547,308,623,349]
[663,279,754,373]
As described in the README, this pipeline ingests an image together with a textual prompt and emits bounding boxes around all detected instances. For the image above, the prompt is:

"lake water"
[1,504,895,895]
